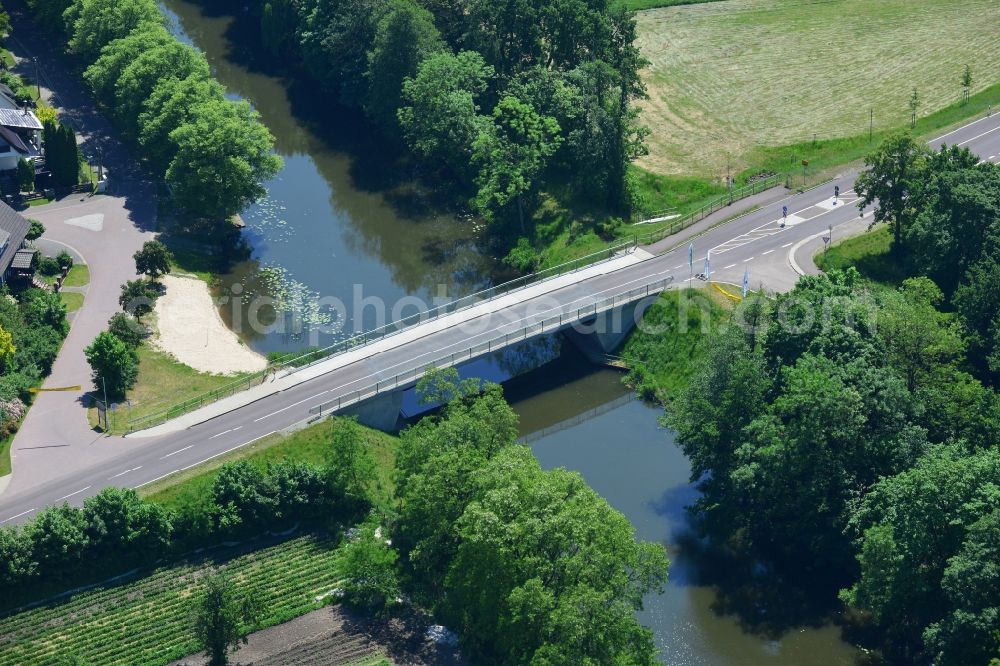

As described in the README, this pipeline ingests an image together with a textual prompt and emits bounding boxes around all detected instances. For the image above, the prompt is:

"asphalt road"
[2,112,998,526]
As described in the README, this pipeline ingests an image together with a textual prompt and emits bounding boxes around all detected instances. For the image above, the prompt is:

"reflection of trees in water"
[163,0,498,300]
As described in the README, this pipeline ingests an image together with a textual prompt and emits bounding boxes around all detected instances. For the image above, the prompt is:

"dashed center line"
[54,486,92,502]
[161,445,193,459]
[109,466,143,480]
[254,391,331,422]
[209,426,243,439]
[0,508,37,524]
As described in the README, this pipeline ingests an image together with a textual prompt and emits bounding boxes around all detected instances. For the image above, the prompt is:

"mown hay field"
[636,0,1000,177]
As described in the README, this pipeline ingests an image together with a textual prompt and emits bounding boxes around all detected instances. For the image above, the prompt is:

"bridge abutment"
[340,391,404,432]
[562,297,657,363]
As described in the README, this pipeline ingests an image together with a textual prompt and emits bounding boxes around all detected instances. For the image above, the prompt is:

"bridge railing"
[125,240,639,433]
[307,276,674,418]
[633,173,784,247]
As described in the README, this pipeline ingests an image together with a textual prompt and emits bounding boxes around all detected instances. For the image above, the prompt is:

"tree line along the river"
[666,138,1000,665]
[24,0,650,250]
[25,0,283,220]
[244,0,648,257]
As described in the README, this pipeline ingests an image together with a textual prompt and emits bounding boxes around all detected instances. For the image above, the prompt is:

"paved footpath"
[2,4,157,496]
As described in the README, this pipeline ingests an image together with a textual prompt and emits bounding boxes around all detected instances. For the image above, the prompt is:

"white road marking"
[724,264,736,270]
[930,114,1000,143]
[109,466,142,480]
[54,486,92,502]
[957,124,1000,146]
[673,264,684,270]
[209,426,243,439]
[0,508,37,524]
[161,445,193,459]
[782,242,793,248]
[178,432,277,472]
[254,391,331,422]
[762,249,775,255]
[134,470,180,489]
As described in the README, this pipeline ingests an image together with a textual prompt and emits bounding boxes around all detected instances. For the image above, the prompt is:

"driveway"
[2,3,157,496]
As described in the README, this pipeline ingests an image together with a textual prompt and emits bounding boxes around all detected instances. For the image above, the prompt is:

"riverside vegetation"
[653,137,1000,665]
[0,376,668,665]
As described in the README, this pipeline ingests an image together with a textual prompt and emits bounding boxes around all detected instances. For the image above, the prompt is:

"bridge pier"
[340,391,404,432]
[562,297,657,363]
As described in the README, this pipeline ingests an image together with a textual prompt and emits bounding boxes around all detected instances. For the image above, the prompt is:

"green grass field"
[61,263,89,288]
[58,291,83,313]
[620,288,731,402]
[88,344,252,433]
[814,226,910,286]
[636,0,1000,178]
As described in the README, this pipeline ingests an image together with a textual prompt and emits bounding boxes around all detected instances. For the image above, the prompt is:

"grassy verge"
[620,288,732,402]
[61,263,90,288]
[0,432,11,477]
[741,83,1000,188]
[142,417,398,511]
[632,165,729,218]
[814,226,909,286]
[59,290,84,313]
[622,0,721,9]
[167,251,216,284]
[0,534,351,666]
[88,344,251,433]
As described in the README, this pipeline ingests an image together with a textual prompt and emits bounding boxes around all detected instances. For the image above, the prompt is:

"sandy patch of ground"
[153,275,267,375]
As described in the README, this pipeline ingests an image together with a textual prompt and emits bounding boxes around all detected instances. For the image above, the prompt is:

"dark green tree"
[297,0,388,105]
[132,240,172,281]
[841,445,1000,664]
[325,417,377,517]
[339,526,400,612]
[260,0,296,56]
[855,132,929,250]
[118,279,158,320]
[83,25,174,102]
[107,312,146,347]
[16,158,35,193]
[165,99,282,219]
[471,95,561,230]
[365,0,443,129]
[26,219,45,241]
[84,331,138,399]
[398,50,493,183]
[65,0,164,64]
[82,487,172,565]
[138,74,227,175]
[193,573,262,666]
